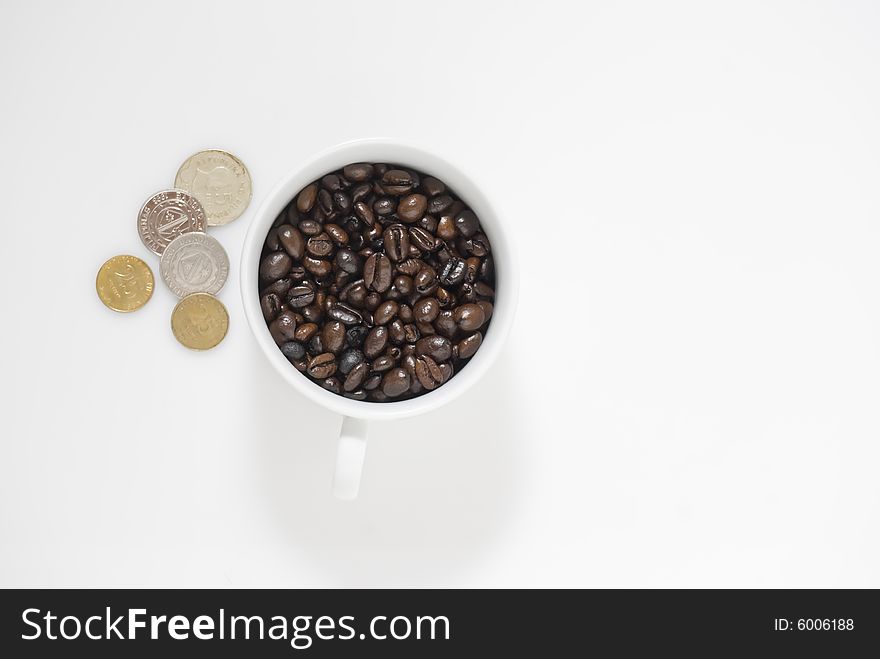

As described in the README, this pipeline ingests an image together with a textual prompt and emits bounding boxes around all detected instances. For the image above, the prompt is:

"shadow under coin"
[245,341,526,587]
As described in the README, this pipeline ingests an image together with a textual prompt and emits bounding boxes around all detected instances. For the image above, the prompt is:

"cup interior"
[240,139,517,421]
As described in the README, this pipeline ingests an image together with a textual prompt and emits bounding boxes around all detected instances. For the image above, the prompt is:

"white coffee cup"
[240,139,518,499]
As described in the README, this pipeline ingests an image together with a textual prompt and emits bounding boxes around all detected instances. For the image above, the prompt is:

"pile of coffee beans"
[259,163,495,402]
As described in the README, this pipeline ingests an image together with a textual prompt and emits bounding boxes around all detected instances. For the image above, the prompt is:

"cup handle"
[333,416,368,500]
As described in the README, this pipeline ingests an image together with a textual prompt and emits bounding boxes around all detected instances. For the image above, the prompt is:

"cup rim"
[240,138,518,421]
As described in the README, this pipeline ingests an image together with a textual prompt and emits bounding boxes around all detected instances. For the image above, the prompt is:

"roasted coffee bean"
[455,210,479,238]
[388,319,406,344]
[343,163,374,181]
[421,176,446,196]
[325,223,349,245]
[321,321,346,354]
[403,323,420,343]
[363,253,392,292]
[280,341,306,361]
[383,224,410,262]
[398,194,427,223]
[414,297,440,323]
[338,349,365,375]
[373,197,396,216]
[363,325,389,358]
[333,191,351,214]
[344,361,369,392]
[307,233,334,258]
[434,310,457,339]
[321,174,343,191]
[371,354,396,373]
[439,257,467,286]
[303,256,332,278]
[328,303,362,325]
[457,332,482,359]
[346,325,369,347]
[260,252,292,281]
[373,300,399,325]
[299,219,321,236]
[415,335,452,362]
[287,284,315,308]
[408,226,436,252]
[381,368,411,397]
[261,293,282,322]
[296,183,318,213]
[381,169,414,195]
[269,310,298,344]
[265,163,494,401]
[414,266,438,295]
[307,353,337,379]
[294,322,319,342]
[277,224,305,260]
[427,194,453,215]
[414,355,443,390]
[437,214,457,240]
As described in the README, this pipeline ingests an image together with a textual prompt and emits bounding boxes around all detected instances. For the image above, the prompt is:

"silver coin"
[174,149,252,226]
[159,232,229,297]
[137,189,207,255]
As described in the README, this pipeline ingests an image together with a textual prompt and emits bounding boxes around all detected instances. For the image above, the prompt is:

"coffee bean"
[299,219,321,236]
[287,284,315,308]
[260,252,292,281]
[294,322,319,342]
[261,293,282,322]
[436,286,455,308]
[421,176,446,196]
[343,163,374,181]
[399,303,414,323]
[464,234,490,257]
[388,319,406,344]
[371,354,396,373]
[415,335,452,362]
[439,257,467,286]
[321,321,346,354]
[382,169,414,195]
[275,225,304,261]
[325,223,349,245]
[296,183,318,213]
[373,197,396,216]
[476,300,493,322]
[318,188,333,216]
[455,210,479,238]
[457,332,482,359]
[408,226,436,252]
[269,310,298,344]
[321,377,342,395]
[338,349,365,375]
[397,258,424,276]
[307,233,334,258]
[345,389,368,400]
[265,226,281,251]
[303,256,332,278]
[332,191,351,215]
[434,310,457,338]
[363,253,392,292]
[301,303,324,324]
[373,300,399,325]
[262,277,292,298]
[414,297,440,323]
[307,352,337,379]
[439,361,454,383]
[346,325,369,347]
[381,368,411,397]
[334,248,360,275]
[414,266,438,295]
[328,303,362,325]
[427,194,453,215]
[321,174,343,191]
[279,341,306,362]
[363,325,389,358]
[352,182,371,202]
[363,373,382,391]
[364,292,382,311]
[398,194,427,223]
[414,354,443,389]
[381,224,408,262]
[344,361,369,391]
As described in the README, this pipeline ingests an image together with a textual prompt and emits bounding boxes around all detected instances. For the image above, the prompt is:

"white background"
[1,0,879,587]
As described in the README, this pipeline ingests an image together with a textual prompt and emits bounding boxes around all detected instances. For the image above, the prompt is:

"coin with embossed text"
[137,189,207,255]
[174,149,252,226]
[96,255,154,312]
[170,293,229,350]
[160,232,229,297]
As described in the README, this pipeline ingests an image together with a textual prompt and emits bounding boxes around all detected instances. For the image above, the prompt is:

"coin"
[137,189,207,255]
[96,255,154,312]
[160,232,229,297]
[174,149,252,226]
[171,293,229,350]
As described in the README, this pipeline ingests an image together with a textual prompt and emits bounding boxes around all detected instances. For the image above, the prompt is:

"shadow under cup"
[240,140,518,496]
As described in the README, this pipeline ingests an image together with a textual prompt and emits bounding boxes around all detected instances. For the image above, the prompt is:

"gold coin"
[96,255,155,312]
[171,293,229,350]
[174,149,252,226]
